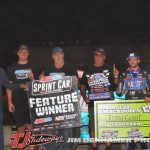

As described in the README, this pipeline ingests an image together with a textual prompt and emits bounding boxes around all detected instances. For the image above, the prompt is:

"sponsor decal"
[11,132,64,149]
[86,71,111,94]
[15,69,30,79]
[55,116,65,121]
[77,70,84,79]
[32,76,72,96]
[34,117,52,124]
[124,79,147,91]
[101,130,118,138]
[128,128,143,138]
[89,92,112,100]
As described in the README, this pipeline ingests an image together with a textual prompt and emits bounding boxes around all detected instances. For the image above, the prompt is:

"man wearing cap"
[40,47,77,150]
[118,52,150,150]
[6,45,35,150]
[80,48,119,150]
[118,52,150,100]
[0,68,27,150]
[43,47,76,77]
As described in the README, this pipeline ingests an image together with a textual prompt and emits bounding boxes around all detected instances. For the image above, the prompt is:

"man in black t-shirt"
[40,47,77,150]
[7,45,35,150]
[80,49,119,150]
[0,68,27,150]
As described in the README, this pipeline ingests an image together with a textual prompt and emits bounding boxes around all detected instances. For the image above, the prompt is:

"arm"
[1,68,20,90]
[6,89,15,112]
[114,77,119,85]
[113,64,119,85]
[146,72,150,94]
[144,71,150,103]
[39,71,45,80]
[116,73,124,95]
[80,71,90,104]
[27,69,34,80]
[80,84,90,104]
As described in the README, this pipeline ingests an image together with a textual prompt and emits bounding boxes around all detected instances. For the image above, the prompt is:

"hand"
[113,64,119,77]
[8,102,15,112]
[20,83,28,89]
[28,70,34,80]
[144,97,150,103]
[39,73,45,80]
[83,96,90,104]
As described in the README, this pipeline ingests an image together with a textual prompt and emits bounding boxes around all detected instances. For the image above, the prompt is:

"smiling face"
[94,53,106,66]
[128,57,140,68]
[52,52,64,64]
[17,49,29,62]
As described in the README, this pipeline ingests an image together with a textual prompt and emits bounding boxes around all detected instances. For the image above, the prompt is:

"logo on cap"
[52,47,64,54]
[18,45,29,51]
[127,52,139,60]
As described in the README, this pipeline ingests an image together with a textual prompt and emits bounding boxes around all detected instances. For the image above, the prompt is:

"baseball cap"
[52,47,64,54]
[18,45,29,51]
[126,52,140,60]
[93,48,106,55]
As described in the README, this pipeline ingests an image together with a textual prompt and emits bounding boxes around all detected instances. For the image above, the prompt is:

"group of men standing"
[80,49,150,150]
[0,44,150,150]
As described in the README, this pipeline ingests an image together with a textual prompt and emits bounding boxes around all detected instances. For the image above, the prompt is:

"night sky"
[0,0,150,66]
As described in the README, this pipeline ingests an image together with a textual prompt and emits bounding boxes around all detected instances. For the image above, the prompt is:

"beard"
[129,64,139,69]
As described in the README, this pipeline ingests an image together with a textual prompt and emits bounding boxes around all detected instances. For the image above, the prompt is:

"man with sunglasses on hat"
[118,52,150,100]
[118,52,150,150]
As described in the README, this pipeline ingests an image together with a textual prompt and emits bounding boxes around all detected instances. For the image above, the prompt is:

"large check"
[94,100,150,140]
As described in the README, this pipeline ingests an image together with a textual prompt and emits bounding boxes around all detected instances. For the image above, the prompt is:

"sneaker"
[105,146,112,150]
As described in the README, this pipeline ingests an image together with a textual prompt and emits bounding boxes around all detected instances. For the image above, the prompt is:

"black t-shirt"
[7,63,33,83]
[44,63,76,76]
[81,63,115,101]
[119,68,150,99]
[7,62,34,109]
[144,64,150,73]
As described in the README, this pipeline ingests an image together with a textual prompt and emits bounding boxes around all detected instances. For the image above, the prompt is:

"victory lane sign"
[28,76,82,131]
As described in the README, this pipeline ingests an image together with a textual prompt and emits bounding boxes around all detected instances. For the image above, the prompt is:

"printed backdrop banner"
[28,76,82,131]
[94,100,150,140]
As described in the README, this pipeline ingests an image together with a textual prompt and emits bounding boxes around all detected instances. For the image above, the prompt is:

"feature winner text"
[29,92,78,116]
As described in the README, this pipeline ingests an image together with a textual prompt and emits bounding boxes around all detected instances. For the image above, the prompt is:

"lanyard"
[129,67,140,90]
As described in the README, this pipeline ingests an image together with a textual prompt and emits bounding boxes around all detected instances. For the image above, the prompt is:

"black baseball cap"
[93,48,106,55]
[18,45,30,52]
[52,47,64,54]
[126,52,140,60]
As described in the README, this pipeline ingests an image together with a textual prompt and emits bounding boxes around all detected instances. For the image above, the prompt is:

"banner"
[28,76,82,131]
[94,100,150,141]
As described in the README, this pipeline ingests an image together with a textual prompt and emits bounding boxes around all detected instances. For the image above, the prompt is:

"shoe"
[92,147,97,150]
[105,146,112,150]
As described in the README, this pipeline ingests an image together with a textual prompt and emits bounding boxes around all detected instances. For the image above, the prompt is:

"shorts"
[13,110,31,128]
[13,93,31,128]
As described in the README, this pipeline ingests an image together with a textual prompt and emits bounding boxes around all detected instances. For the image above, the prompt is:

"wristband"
[114,75,119,78]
